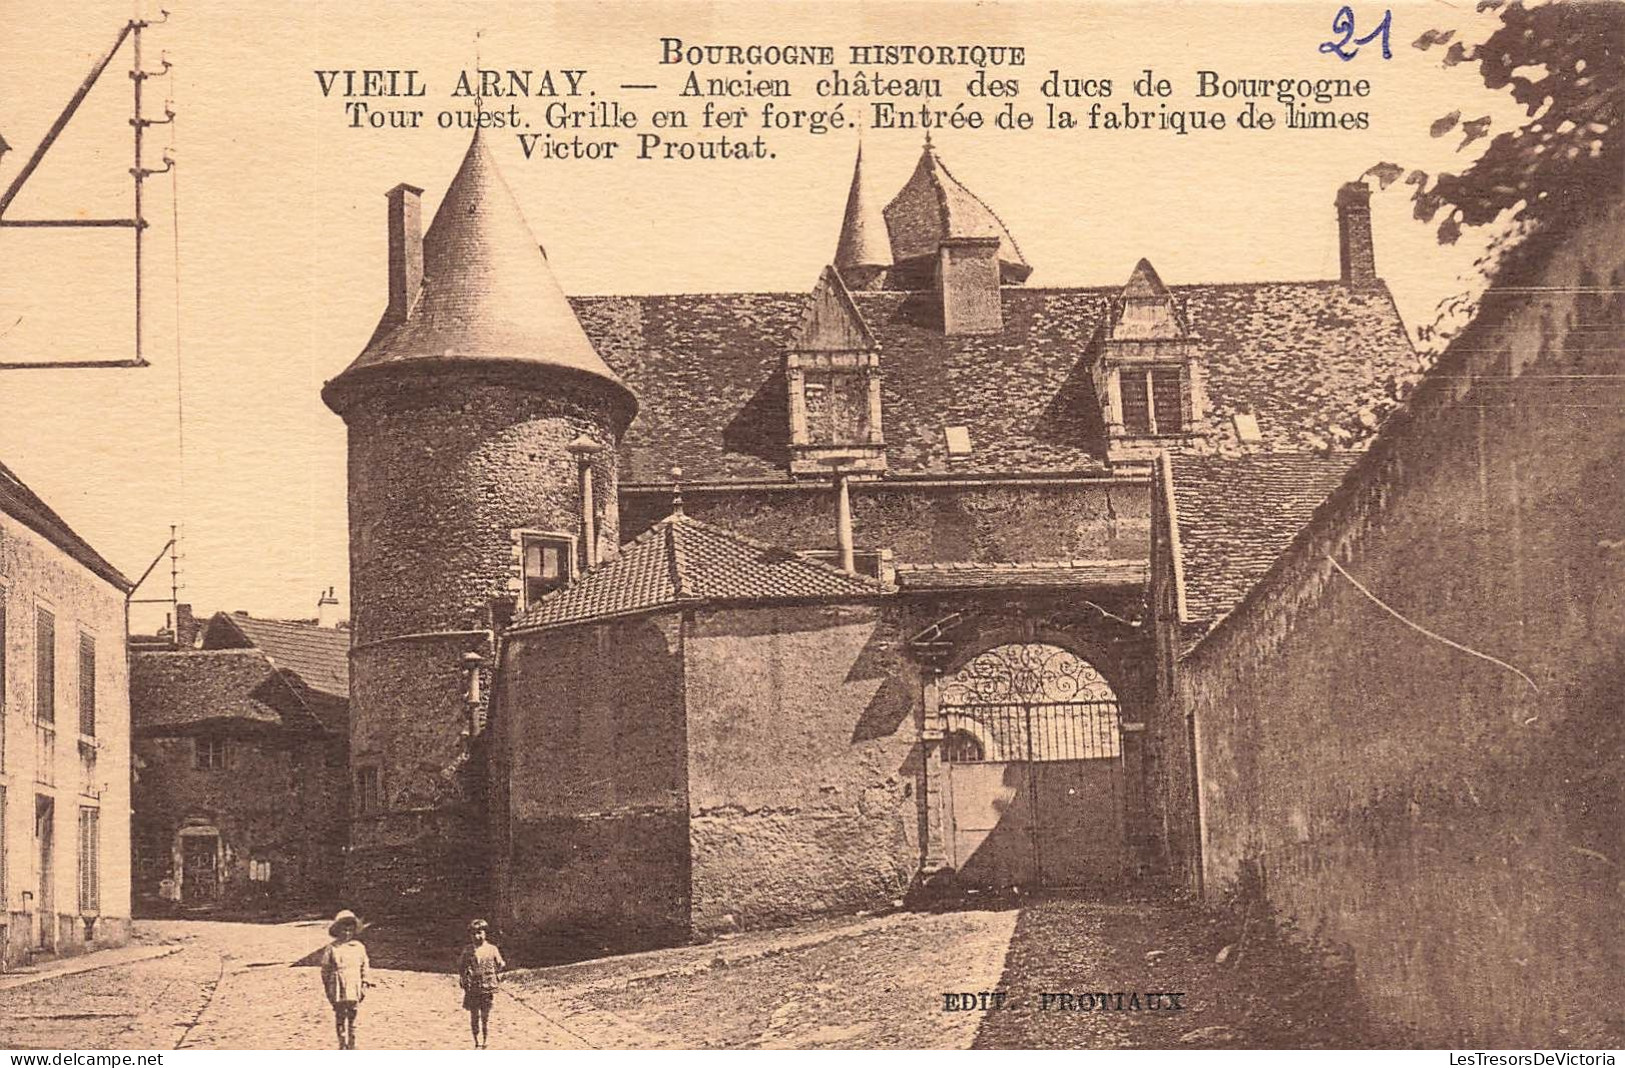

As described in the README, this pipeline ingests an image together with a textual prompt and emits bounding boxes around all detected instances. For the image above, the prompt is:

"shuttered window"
[79,634,96,737]
[36,607,54,725]
[79,806,100,913]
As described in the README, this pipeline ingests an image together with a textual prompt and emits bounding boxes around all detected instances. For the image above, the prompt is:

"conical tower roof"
[834,143,892,274]
[325,131,634,416]
[882,139,1030,281]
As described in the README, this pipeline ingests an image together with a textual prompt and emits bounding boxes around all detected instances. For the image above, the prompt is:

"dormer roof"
[882,140,1030,282]
[325,131,634,416]
[789,266,877,352]
[1110,258,1189,341]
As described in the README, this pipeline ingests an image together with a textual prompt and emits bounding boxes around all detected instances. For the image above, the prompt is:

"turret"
[321,130,636,916]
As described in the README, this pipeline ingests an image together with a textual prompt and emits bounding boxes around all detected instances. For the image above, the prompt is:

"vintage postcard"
[0,0,1620,1055]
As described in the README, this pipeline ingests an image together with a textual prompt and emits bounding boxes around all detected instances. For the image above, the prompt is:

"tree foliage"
[1375,0,1623,248]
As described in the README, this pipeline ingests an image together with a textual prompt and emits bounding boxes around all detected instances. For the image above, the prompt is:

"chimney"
[1336,181,1377,288]
[937,237,1003,335]
[174,603,199,648]
[317,586,341,628]
[385,183,425,322]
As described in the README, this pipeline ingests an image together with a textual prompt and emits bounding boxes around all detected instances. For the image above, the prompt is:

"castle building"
[323,131,1417,954]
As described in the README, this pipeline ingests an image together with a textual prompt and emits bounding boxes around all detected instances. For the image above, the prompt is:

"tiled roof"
[0,460,130,591]
[325,131,633,416]
[512,511,884,631]
[202,612,351,699]
[895,559,1148,591]
[1170,452,1359,624]
[130,649,318,732]
[573,280,1416,483]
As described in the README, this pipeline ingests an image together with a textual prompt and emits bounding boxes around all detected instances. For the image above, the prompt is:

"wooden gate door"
[182,834,219,904]
[941,644,1128,890]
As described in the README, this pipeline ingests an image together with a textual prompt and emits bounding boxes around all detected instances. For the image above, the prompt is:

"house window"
[356,766,382,814]
[1120,367,1186,435]
[521,534,573,607]
[78,806,100,914]
[1,592,8,771]
[78,634,96,737]
[194,737,228,771]
[35,607,54,725]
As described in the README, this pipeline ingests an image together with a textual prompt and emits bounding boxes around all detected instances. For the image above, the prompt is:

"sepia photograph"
[0,0,1620,1055]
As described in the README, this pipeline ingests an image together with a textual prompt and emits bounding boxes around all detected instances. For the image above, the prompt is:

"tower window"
[522,534,574,607]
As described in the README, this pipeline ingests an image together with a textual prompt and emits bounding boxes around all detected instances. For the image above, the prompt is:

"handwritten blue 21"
[1319,6,1393,61]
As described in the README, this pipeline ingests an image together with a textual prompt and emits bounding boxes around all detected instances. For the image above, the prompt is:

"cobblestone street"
[0,908,1017,1050]
[0,901,1370,1050]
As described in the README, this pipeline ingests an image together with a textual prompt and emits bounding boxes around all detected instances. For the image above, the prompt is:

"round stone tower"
[322,130,636,917]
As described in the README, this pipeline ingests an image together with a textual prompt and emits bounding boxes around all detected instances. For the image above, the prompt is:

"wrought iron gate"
[940,643,1129,890]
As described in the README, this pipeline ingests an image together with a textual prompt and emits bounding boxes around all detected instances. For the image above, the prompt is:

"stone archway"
[938,641,1130,891]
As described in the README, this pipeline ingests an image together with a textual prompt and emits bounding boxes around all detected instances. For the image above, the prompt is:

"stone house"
[321,130,1417,952]
[0,460,132,967]
[129,604,348,913]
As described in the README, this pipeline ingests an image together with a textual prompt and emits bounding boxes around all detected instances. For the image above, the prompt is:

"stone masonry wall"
[339,369,622,917]
[683,603,920,935]
[498,614,689,959]
[623,478,1147,566]
[1175,201,1625,1046]
[131,729,341,911]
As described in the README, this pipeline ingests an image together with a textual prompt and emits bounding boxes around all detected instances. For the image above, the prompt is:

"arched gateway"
[939,642,1129,890]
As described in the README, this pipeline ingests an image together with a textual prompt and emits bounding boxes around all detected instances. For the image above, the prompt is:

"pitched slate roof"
[1170,452,1359,624]
[884,143,1030,280]
[201,612,350,700]
[512,511,884,631]
[0,460,130,591]
[325,130,634,417]
[130,649,319,732]
[573,280,1416,483]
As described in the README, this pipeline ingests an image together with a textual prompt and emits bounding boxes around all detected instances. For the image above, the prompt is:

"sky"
[0,0,1523,630]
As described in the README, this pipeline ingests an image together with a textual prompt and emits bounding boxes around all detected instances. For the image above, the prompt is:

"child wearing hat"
[319,910,370,1049]
[457,919,506,1048]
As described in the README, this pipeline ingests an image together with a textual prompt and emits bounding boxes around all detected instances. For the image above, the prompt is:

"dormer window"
[521,533,574,607]
[1120,367,1186,435]
[1095,258,1203,459]
[785,266,888,478]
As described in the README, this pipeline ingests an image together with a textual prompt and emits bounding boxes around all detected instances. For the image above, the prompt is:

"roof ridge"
[669,512,884,590]
[930,152,1030,269]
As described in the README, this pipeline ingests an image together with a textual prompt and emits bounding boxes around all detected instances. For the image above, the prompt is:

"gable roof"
[512,511,884,631]
[790,266,876,351]
[0,460,130,591]
[130,649,322,733]
[202,612,350,701]
[573,280,1416,483]
[1170,452,1359,624]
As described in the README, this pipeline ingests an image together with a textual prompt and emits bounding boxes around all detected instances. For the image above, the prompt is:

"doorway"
[34,796,54,950]
[179,830,221,905]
